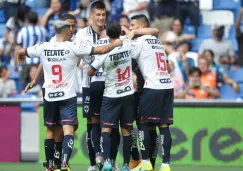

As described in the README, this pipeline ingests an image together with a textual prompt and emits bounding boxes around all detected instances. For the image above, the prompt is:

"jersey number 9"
[52,65,62,84]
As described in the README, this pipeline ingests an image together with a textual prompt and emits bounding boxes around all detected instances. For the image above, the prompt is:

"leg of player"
[53,127,63,171]
[101,128,113,171]
[45,128,55,171]
[110,128,120,170]
[159,124,172,171]
[149,127,159,171]
[121,128,132,171]
[129,127,141,170]
[86,119,96,171]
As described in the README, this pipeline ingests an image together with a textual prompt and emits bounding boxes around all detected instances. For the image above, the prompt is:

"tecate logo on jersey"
[48,91,65,98]
[48,58,66,62]
[44,50,70,56]
[117,86,131,94]
[160,78,172,84]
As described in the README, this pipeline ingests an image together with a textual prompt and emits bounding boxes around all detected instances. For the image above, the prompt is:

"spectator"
[151,0,176,36]
[168,60,184,97]
[41,0,63,40]
[120,15,130,29]
[160,19,195,54]
[235,7,243,67]
[176,0,199,28]
[2,0,25,22]
[15,11,47,89]
[21,66,42,96]
[77,18,89,30]
[168,41,195,82]
[176,66,220,99]
[198,25,236,70]
[0,65,17,98]
[108,0,124,21]
[122,0,150,19]
[202,50,239,92]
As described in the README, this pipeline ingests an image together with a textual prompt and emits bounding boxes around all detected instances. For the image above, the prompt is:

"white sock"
[142,159,150,165]
[161,163,169,167]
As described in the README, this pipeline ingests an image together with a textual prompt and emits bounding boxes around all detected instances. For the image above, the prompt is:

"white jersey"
[75,26,100,87]
[131,35,173,90]
[91,39,134,98]
[26,41,93,101]
[91,37,110,83]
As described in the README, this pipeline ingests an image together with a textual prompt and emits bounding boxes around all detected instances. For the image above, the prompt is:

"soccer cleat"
[113,166,120,171]
[95,152,103,171]
[160,164,170,171]
[129,159,141,169]
[131,161,153,171]
[61,163,71,171]
[103,159,113,171]
[121,164,130,171]
[54,169,61,171]
[87,165,96,171]
[46,168,54,171]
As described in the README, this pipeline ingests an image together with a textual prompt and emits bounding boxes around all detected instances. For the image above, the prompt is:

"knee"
[62,125,75,136]
[91,116,100,124]
[121,128,131,136]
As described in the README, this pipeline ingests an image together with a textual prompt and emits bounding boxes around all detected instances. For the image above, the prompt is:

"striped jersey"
[17,25,47,65]
[75,25,101,87]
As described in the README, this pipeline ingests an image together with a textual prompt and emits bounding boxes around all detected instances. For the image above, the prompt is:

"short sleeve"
[16,30,23,46]
[6,17,14,30]
[26,42,47,58]
[68,42,94,57]
[91,54,107,71]
[198,40,206,54]
[228,41,235,56]
[131,38,143,59]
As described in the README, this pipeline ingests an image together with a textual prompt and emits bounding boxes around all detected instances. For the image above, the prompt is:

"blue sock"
[54,142,62,169]
[44,139,55,168]
[110,128,120,162]
[101,132,111,161]
[62,135,74,165]
[131,128,140,161]
[91,124,101,155]
[123,135,132,165]
[159,127,172,164]
[150,129,158,168]
[139,124,150,160]
[87,124,96,166]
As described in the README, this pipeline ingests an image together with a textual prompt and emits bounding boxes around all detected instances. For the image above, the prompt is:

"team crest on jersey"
[84,105,89,113]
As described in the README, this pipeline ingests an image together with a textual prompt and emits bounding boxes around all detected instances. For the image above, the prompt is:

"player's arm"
[87,55,105,76]
[122,26,159,39]
[93,38,122,55]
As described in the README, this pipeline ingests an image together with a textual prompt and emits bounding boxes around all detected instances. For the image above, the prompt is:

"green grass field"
[0,163,242,171]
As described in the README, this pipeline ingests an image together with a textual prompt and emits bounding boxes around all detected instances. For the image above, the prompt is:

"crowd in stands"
[0,0,243,101]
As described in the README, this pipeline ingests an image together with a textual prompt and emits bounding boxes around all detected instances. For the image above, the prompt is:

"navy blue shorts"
[100,94,134,129]
[138,88,174,126]
[90,81,105,117]
[43,96,78,128]
[82,87,91,118]
[134,91,142,120]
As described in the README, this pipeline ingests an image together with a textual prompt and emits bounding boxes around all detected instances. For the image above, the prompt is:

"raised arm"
[93,39,122,55]
[236,8,243,37]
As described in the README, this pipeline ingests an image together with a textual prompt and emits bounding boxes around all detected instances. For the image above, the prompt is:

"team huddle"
[17,1,174,171]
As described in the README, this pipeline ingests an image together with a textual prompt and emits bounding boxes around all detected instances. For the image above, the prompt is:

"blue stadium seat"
[197,25,212,38]
[191,39,204,52]
[229,38,238,52]
[228,25,236,39]
[0,24,6,38]
[25,0,36,9]
[0,10,5,23]
[220,84,241,99]
[9,94,38,113]
[228,68,243,83]
[183,25,196,35]
[7,64,20,80]
[214,0,241,10]
[34,8,48,18]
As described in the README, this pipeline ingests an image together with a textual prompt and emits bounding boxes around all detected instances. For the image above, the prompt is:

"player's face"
[90,9,106,27]
[66,19,76,35]
[189,72,200,84]
[129,19,143,30]
[198,58,209,73]
[120,18,130,28]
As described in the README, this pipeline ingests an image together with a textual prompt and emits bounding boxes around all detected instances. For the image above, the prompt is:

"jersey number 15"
[156,52,166,71]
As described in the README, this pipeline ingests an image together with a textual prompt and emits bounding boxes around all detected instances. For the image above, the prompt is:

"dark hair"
[171,19,182,34]
[91,1,106,11]
[26,11,38,25]
[120,15,130,22]
[131,14,150,27]
[60,13,77,23]
[203,49,214,58]
[189,67,202,76]
[106,21,121,39]
[175,41,191,51]
[0,65,8,73]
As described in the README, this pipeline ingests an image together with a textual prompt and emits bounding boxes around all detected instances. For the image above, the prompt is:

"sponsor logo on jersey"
[48,91,65,98]
[95,72,103,77]
[46,82,68,88]
[109,50,131,61]
[117,86,131,94]
[44,49,70,56]
[47,58,66,62]
[160,78,172,84]
[145,38,162,45]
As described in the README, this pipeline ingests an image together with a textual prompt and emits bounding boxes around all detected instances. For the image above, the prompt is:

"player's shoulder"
[49,36,56,42]
[95,37,110,45]
[76,26,92,37]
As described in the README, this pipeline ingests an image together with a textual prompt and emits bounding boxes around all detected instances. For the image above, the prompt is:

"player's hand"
[17,48,26,65]
[23,80,36,94]
[127,30,136,39]
[114,39,123,47]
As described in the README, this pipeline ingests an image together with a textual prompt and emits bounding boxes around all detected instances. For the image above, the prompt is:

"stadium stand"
[0,24,5,37]
[0,10,5,23]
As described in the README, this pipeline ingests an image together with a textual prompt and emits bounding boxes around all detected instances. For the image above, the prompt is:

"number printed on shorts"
[156,52,166,71]
[117,66,131,82]
[52,65,62,84]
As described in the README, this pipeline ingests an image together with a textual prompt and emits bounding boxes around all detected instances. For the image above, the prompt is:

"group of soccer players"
[17,1,174,171]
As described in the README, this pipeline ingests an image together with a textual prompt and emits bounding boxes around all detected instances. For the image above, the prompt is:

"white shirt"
[75,26,101,88]
[131,35,173,90]
[26,41,93,101]
[91,37,110,83]
[123,0,150,19]
[91,39,134,98]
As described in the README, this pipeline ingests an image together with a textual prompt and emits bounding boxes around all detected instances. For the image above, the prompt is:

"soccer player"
[129,14,174,171]
[18,20,122,171]
[88,21,134,171]
[24,13,78,171]
[75,1,111,170]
